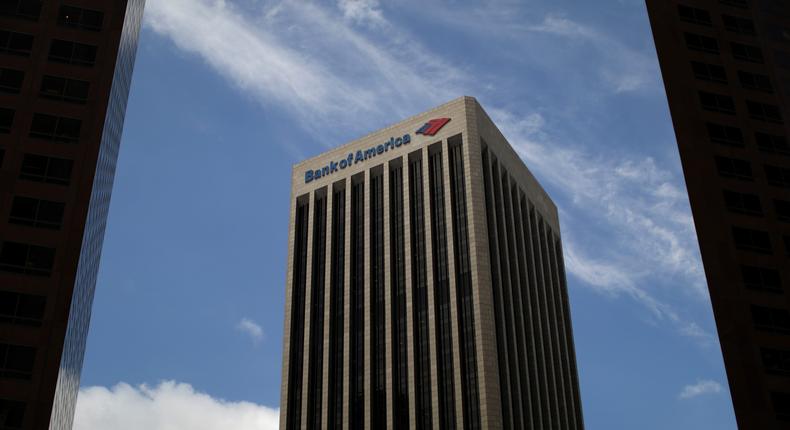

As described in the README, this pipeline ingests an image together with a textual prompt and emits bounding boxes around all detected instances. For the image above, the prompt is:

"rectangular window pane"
[20,154,73,185]
[742,265,782,292]
[685,33,720,54]
[715,156,753,180]
[0,30,34,56]
[58,5,103,31]
[48,39,97,66]
[732,226,772,253]
[0,343,35,380]
[0,291,45,326]
[707,123,744,146]
[0,68,24,93]
[0,108,14,133]
[723,190,762,215]
[0,241,55,276]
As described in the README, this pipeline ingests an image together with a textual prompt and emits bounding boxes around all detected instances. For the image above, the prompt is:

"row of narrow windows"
[698,91,783,123]
[1,68,91,103]
[1,2,104,31]
[286,136,480,430]
[2,30,100,66]
[678,4,756,35]
[481,143,582,430]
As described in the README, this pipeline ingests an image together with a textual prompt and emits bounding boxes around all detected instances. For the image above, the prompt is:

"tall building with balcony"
[646,0,790,427]
[0,1,145,428]
[280,96,584,430]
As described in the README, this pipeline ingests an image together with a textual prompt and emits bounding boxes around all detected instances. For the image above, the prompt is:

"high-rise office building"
[646,0,790,428]
[0,1,145,429]
[280,96,584,430]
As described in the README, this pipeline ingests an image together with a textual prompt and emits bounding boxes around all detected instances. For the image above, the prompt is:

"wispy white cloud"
[679,380,723,399]
[74,382,279,430]
[488,108,711,343]
[526,15,657,93]
[144,0,464,138]
[337,0,385,26]
[236,318,265,344]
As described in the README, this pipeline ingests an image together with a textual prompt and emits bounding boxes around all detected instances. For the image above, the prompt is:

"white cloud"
[527,15,658,93]
[73,381,279,430]
[338,0,385,26]
[236,318,265,344]
[144,0,464,138]
[679,380,723,399]
[488,108,711,343]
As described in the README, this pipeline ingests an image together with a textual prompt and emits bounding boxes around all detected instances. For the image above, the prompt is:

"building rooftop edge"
[292,95,477,169]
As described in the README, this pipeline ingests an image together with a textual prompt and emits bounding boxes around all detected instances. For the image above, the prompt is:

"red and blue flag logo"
[416,118,451,136]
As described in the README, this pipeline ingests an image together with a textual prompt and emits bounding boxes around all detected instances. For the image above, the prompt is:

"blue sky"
[72,0,736,429]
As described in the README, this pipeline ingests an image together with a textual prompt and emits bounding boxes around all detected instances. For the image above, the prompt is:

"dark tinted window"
[0,241,55,276]
[756,133,790,155]
[48,39,97,66]
[739,71,773,92]
[0,30,33,56]
[685,33,719,54]
[0,291,45,326]
[20,154,73,185]
[720,0,749,8]
[0,0,42,20]
[765,165,790,188]
[762,348,790,375]
[716,156,752,180]
[29,113,81,143]
[743,265,782,292]
[678,5,712,26]
[723,190,762,215]
[0,108,13,133]
[0,343,35,380]
[0,68,24,93]
[732,226,772,253]
[732,42,764,62]
[723,15,756,35]
[707,123,744,146]
[747,101,783,123]
[771,392,790,421]
[0,399,25,429]
[752,305,790,333]
[58,5,103,31]
[776,199,790,222]
[40,75,89,104]
[692,62,727,83]
[699,91,736,114]
[9,196,65,230]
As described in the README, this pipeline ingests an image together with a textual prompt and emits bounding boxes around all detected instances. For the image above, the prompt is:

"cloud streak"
[679,380,723,399]
[74,382,279,430]
[236,318,265,344]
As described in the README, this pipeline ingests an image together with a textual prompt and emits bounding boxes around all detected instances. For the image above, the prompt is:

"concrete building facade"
[280,97,584,430]
[646,0,790,428]
[0,1,145,429]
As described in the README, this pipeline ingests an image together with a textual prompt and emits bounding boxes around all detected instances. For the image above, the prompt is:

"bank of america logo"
[416,118,451,136]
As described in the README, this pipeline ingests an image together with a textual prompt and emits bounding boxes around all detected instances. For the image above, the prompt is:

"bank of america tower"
[280,97,584,430]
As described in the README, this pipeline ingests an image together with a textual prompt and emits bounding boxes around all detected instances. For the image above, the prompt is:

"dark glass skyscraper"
[280,97,584,429]
[647,0,790,428]
[0,1,145,429]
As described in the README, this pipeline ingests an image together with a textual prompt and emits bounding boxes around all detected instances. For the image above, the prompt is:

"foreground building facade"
[646,0,790,428]
[280,97,584,430]
[0,1,145,429]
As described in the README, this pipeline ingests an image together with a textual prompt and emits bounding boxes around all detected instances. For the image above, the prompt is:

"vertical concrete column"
[403,154,417,430]
[440,137,466,430]
[300,191,317,428]
[363,169,372,430]
[321,187,335,430]
[383,163,394,430]
[279,190,298,430]
[524,202,553,429]
[513,192,544,429]
[420,147,441,430]
[342,180,352,430]
[503,178,534,428]
[464,103,502,430]
[533,213,561,425]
